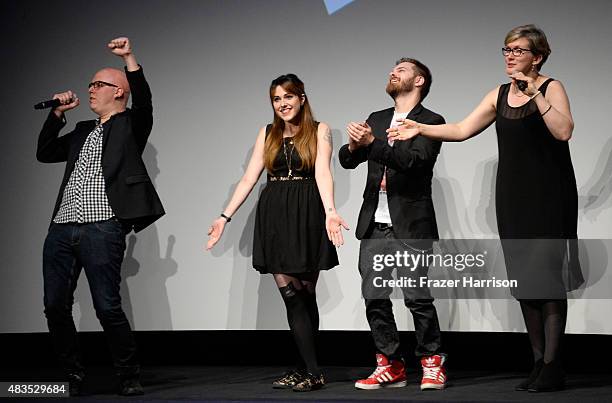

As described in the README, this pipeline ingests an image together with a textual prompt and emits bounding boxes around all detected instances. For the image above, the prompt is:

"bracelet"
[220,213,232,222]
[541,105,552,117]
[529,90,542,100]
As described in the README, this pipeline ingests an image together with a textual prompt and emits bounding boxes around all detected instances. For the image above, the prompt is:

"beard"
[386,77,415,99]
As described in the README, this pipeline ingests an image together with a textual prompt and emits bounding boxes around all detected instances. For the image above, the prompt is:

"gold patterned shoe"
[272,370,305,389]
[292,373,325,392]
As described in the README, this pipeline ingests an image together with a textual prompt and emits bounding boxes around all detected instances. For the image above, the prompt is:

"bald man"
[36,37,164,396]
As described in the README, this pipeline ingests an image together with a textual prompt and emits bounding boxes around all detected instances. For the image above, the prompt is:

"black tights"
[275,273,320,376]
[519,299,567,364]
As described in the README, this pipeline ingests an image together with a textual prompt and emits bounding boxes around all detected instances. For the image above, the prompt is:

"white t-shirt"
[374,110,409,224]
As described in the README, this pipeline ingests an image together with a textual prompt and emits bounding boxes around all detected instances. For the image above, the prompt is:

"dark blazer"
[339,104,444,240]
[36,67,165,233]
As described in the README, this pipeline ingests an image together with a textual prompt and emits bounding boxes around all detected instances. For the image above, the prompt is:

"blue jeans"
[43,218,138,379]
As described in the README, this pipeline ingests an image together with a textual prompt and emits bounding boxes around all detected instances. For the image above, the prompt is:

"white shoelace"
[369,365,389,378]
[422,366,442,380]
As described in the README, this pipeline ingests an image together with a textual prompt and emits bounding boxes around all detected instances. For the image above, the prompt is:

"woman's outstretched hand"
[206,217,227,250]
[326,212,350,247]
[387,118,420,142]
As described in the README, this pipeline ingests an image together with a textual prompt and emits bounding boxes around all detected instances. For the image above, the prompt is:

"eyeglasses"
[88,80,118,90]
[502,47,533,57]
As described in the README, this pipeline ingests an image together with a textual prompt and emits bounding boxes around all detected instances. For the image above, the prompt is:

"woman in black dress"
[388,25,579,392]
[206,74,348,391]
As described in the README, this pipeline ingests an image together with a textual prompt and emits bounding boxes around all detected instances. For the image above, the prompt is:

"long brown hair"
[264,74,318,173]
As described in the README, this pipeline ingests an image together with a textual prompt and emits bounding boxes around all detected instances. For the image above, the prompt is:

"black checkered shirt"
[53,121,114,223]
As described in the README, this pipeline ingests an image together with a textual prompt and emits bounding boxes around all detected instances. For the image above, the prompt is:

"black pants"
[358,225,441,359]
[43,219,138,379]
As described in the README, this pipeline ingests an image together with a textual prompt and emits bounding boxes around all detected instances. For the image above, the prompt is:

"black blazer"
[36,67,165,233]
[339,104,444,240]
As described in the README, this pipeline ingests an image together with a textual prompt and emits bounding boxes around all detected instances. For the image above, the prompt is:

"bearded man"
[339,58,447,391]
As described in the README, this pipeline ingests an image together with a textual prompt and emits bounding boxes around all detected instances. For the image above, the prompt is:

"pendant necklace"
[282,137,295,178]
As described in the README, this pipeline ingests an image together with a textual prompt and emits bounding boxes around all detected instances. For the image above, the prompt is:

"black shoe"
[119,378,144,396]
[272,369,305,389]
[528,360,565,393]
[292,373,325,392]
[515,359,543,391]
[67,373,84,396]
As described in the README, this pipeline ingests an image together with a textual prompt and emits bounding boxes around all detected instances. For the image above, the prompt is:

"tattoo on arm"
[324,131,333,146]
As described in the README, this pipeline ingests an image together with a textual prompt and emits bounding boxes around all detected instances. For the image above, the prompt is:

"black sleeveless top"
[494,79,578,238]
[265,123,316,179]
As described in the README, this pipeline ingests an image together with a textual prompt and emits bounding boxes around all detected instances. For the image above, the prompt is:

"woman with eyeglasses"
[388,24,580,392]
[206,74,348,392]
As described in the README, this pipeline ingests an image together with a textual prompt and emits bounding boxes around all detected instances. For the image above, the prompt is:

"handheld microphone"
[34,95,77,110]
[34,98,62,110]
[512,70,528,92]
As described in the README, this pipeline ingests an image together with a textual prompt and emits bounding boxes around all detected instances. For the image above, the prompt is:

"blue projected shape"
[324,0,355,15]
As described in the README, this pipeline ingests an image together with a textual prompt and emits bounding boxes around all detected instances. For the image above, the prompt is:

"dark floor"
[3,365,611,402]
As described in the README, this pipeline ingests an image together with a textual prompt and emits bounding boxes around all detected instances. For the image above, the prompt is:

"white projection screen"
[1,0,611,334]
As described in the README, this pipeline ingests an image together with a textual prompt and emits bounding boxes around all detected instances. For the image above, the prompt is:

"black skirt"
[252,178,339,274]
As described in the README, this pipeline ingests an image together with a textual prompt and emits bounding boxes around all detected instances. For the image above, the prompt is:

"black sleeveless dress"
[252,126,339,274]
[495,79,583,298]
